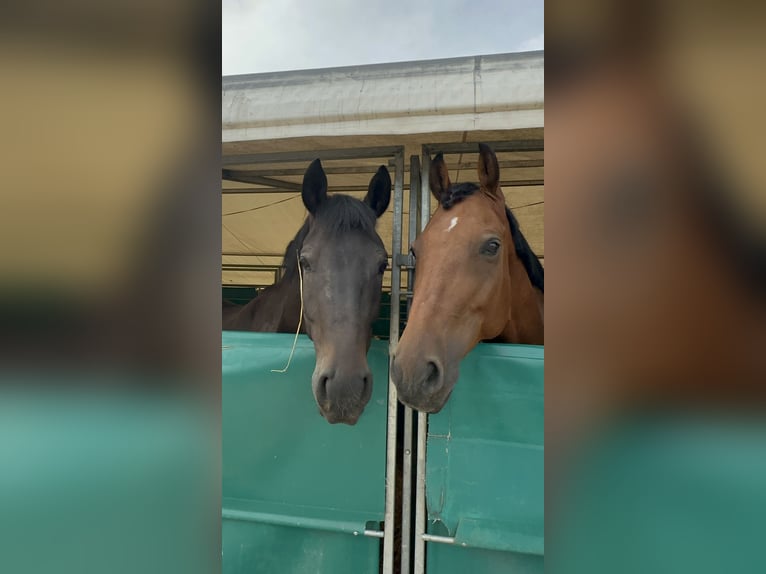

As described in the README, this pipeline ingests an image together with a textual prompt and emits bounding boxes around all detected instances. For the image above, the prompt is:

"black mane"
[281,194,378,278]
[439,183,545,292]
[505,207,545,292]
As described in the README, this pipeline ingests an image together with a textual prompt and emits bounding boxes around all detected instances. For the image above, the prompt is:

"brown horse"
[222,232,306,333]
[223,159,392,424]
[391,144,544,413]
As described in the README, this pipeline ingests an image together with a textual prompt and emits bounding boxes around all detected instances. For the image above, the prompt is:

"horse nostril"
[316,375,330,402]
[424,360,441,390]
[362,373,372,396]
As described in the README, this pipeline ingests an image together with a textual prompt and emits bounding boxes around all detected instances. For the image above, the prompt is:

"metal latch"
[394,253,416,268]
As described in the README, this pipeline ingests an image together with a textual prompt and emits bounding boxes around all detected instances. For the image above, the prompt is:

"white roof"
[223,51,543,141]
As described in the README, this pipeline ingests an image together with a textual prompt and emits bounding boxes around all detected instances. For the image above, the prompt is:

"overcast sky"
[223,0,543,76]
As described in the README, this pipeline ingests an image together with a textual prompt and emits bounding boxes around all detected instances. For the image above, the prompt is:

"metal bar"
[413,147,433,574]
[413,411,429,570]
[228,158,542,177]
[222,184,417,194]
[222,507,378,536]
[221,170,302,191]
[487,179,545,187]
[223,145,403,166]
[222,179,540,195]
[426,139,544,155]
[224,253,395,260]
[220,189,299,196]
[414,412,428,571]
[401,410,413,574]
[383,148,405,574]
[421,534,456,544]
[364,529,385,539]
[223,165,395,176]
[415,160,423,237]
[221,263,282,271]
[398,154,421,574]
[222,252,286,257]
[453,158,544,170]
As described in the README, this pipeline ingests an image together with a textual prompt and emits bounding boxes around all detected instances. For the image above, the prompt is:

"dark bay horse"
[223,159,392,424]
[391,144,544,413]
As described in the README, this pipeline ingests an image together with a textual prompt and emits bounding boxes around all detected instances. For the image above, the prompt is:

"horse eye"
[378,260,388,274]
[299,255,311,272]
[481,239,501,256]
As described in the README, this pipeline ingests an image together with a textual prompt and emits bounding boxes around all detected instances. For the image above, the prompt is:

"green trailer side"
[424,343,544,573]
[221,328,545,573]
[222,332,388,574]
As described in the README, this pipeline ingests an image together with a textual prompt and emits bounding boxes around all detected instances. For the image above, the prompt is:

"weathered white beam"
[222,52,543,142]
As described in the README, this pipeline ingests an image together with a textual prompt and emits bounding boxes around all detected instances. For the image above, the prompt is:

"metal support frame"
[383,149,405,574]
[223,184,429,195]
[427,139,543,155]
[223,159,541,178]
[221,170,302,191]
[221,264,281,288]
[223,180,539,195]
[413,146,432,574]
[223,145,405,167]
[398,154,422,574]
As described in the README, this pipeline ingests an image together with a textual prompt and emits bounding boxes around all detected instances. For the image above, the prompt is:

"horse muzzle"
[390,353,455,413]
[312,366,373,425]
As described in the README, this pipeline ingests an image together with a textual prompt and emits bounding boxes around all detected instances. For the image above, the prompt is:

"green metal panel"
[222,286,260,305]
[222,332,388,574]
[425,343,544,573]
[0,390,212,574]
[554,419,766,574]
[424,543,542,574]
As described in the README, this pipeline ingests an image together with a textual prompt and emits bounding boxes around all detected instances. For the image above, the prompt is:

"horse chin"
[409,392,452,414]
[399,397,446,414]
[397,379,455,414]
[330,413,361,425]
[318,404,362,425]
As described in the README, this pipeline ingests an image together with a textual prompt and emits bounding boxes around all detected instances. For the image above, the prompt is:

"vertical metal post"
[383,149,405,574]
[413,147,432,574]
[407,160,421,295]
[399,155,421,574]
[420,146,431,228]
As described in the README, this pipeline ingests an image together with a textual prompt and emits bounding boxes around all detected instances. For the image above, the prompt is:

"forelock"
[440,182,481,209]
[315,194,377,234]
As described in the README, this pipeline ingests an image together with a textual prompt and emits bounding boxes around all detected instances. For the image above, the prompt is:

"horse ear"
[364,165,392,218]
[477,143,500,195]
[302,159,328,214]
[429,153,451,202]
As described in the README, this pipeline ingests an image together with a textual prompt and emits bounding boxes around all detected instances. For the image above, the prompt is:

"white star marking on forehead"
[446,217,458,232]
